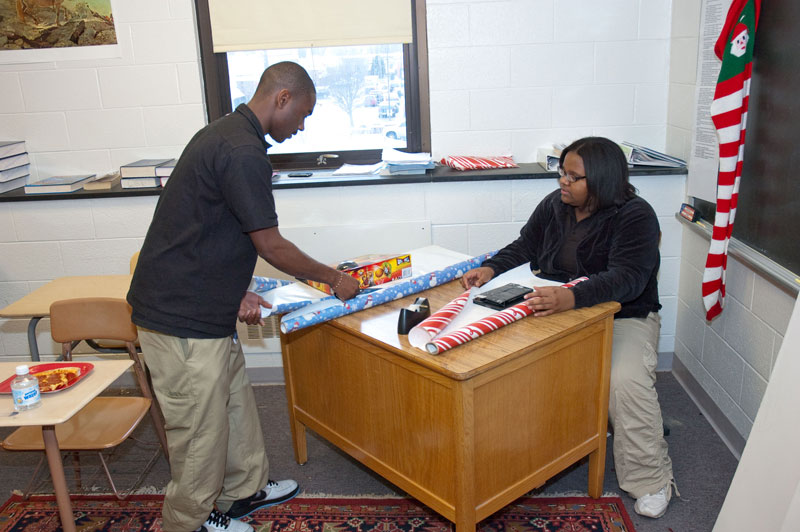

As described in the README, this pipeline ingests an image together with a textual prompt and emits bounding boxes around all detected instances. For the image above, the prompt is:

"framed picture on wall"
[0,0,120,63]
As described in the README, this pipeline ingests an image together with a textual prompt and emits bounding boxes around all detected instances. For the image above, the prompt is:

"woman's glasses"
[558,168,586,184]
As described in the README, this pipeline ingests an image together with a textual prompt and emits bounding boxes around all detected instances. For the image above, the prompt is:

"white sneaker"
[634,482,673,518]
[226,479,300,518]
[197,509,253,532]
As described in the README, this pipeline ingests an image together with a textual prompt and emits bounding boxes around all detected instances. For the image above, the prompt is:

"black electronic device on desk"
[397,297,430,334]
[473,283,533,310]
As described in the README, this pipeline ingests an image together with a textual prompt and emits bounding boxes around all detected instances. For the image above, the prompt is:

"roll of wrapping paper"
[424,277,588,355]
[408,290,471,349]
[279,251,498,334]
[250,276,294,292]
[265,297,338,316]
[251,277,338,317]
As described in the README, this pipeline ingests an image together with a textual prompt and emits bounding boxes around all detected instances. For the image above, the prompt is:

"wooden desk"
[281,280,620,531]
[0,360,133,532]
[0,275,132,361]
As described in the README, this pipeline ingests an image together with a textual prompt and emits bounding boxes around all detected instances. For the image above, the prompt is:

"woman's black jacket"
[481,189,661,319]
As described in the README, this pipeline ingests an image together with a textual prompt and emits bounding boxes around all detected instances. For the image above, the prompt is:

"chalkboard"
[733,0,800,275]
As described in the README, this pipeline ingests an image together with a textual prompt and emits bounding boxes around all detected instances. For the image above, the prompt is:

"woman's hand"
[523,285,575,317]
[461,266,495,289]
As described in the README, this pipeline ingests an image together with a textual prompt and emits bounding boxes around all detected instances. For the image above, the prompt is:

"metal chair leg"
[20,455,46,500]
[97,445,161,501]
[71,452,81,491]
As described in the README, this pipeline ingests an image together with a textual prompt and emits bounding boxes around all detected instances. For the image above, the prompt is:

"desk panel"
[281,280,619,531]
[0,275,131,318]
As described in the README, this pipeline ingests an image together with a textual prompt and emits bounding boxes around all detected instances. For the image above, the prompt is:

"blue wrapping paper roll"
[251,277,337,317]
[279,251,498,334]
[263,296,338,316]
[250,276,293,292]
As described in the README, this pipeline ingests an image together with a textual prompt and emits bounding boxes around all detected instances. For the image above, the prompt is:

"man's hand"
[332,272,360,301]
[461,266,495,289]
[238,291,271,325]
[523,285,575,317]
[249,227,361,302]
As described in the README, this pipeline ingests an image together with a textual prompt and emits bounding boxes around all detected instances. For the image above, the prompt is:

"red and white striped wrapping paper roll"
[440,155,518,171]
[408,290,470,349]
[424,277,588,355]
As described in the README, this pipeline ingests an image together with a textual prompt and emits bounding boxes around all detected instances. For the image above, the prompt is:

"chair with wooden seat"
[85,252,140,353]
[49,297,168,460]
[129,251,140,274]
[1,297,169,499]
[1,397,155,499]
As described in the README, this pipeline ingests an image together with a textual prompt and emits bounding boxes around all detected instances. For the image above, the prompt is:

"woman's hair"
[559,136,636,211]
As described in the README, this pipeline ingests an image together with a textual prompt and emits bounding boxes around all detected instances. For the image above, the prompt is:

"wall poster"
[688,0,728,202]
[0,0,120,63]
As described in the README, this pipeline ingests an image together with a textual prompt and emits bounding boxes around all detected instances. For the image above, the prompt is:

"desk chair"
[129,251,140,274]
[86,251,140,353]
[1,397,156,499]
[49,297,169,461]
[1,298,168,498]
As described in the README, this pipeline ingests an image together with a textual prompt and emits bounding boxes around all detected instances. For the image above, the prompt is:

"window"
[194,0,430,170]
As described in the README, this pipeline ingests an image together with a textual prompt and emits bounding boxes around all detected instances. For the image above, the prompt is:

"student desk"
[280,280,620,532]
[0,275,132,361]
[0,359,134,532]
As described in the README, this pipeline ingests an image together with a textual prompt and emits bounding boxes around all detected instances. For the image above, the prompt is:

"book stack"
[120,158,173,189]
[24,174,95,195]
[155,159,176,187]
[380,148,434,175]
[0,140,30,194]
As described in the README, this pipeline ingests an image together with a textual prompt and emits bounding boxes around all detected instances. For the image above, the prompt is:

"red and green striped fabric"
[702,0,761,320]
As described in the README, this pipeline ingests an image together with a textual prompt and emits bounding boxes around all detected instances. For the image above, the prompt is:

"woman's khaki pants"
[609,313,674,499]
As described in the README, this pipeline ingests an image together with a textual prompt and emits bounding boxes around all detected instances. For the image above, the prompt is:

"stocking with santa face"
[701,0,761,320]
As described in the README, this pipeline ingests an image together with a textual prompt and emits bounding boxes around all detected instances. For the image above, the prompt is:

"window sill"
[0,163,687,202]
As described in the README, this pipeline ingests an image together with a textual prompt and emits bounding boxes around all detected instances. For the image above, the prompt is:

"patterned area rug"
[0,494,636,531]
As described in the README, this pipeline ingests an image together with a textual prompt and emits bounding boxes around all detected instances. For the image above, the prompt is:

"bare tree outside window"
[325,58,368,128]
[225,45,408,154]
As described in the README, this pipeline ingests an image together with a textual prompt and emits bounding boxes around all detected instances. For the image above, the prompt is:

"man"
[127,61,359,532]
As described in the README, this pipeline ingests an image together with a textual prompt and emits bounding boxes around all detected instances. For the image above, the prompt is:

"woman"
[461,136,676,519]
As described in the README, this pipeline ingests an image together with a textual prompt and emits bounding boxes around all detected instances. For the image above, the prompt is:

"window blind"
[207,0,413,53]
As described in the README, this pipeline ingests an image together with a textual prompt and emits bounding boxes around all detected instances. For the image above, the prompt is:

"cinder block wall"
[675,229,795,443]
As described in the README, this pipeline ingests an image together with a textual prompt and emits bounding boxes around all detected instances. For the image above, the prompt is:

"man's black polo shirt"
[127,104,278,338]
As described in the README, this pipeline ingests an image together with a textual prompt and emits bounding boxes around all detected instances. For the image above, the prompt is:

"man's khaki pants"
[138,329,270,532]
[609,313,674,499]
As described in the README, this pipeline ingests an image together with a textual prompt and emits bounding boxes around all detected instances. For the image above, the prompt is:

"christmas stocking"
[702,0,761,320]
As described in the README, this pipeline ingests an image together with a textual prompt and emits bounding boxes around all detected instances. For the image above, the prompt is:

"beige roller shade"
[207,0,413,53]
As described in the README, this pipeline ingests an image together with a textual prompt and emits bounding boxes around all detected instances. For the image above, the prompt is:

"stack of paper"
[331,163,384,176]
[381,148,434,175]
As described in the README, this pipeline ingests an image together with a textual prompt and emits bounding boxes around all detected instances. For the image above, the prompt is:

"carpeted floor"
[0,494,636,532]
[0,371,739,532]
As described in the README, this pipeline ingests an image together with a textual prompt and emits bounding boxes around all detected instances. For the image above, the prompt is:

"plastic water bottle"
[11,364,42,412]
